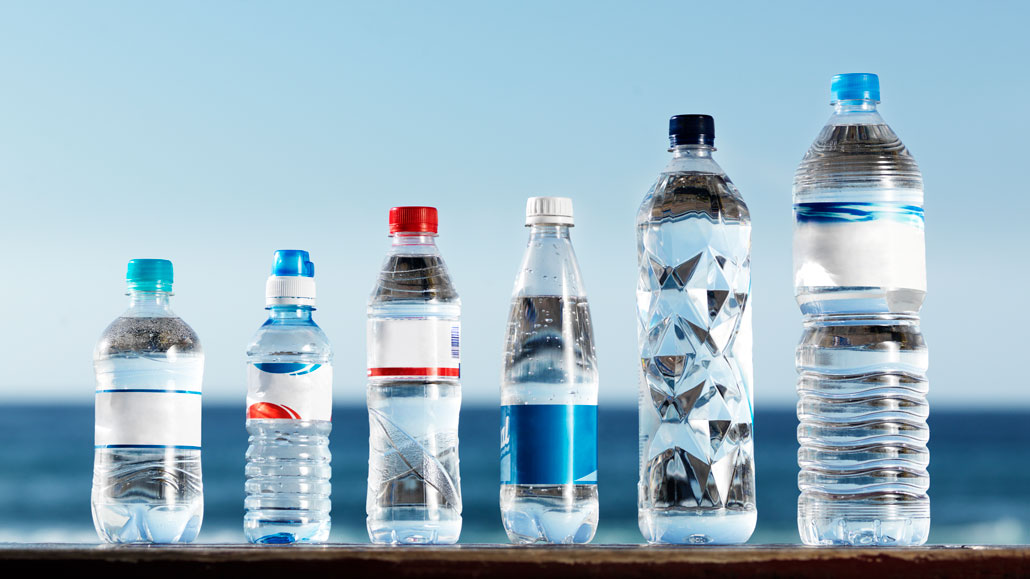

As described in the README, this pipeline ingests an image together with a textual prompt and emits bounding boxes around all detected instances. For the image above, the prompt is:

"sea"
[0,405,1027,545]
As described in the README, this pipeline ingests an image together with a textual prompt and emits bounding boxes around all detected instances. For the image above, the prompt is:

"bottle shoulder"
[794,119,923,198]
[638,170,750,226]
[369,252,460,306]
[96,315,202,358]
[246,320,332,361]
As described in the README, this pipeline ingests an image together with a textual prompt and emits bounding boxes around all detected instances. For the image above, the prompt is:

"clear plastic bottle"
[636,115,756,544]
[245,250,333,544]
[366,206,462,545]
[92,259,204,543]
[793,73,929,546]
[500,197,599,544]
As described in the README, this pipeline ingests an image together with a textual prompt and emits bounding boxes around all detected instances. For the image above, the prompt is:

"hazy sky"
[1,1,1027,408]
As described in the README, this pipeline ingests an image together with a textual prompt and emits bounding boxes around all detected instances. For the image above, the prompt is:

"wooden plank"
[1,544,1027,578]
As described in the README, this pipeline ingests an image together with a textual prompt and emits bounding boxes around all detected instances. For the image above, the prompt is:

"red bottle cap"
[389,206,438,234]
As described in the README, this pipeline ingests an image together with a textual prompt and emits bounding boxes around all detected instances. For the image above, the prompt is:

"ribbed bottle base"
[798,494,929,546]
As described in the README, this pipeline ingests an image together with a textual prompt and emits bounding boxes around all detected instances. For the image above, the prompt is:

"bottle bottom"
[638,508,756,545]
[367,507,461,545]
[92,500,203,544]
[500,485,598,545]
[798,494,929,546]
[244,514,330,544]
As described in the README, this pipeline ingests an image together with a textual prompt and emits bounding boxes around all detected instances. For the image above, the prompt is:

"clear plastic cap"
[525,196,574,227]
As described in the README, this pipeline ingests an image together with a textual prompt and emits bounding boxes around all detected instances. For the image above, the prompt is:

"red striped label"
[368,367,460,378]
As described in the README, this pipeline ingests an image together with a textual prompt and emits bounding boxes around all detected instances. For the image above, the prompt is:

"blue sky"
[0,1,1027,408]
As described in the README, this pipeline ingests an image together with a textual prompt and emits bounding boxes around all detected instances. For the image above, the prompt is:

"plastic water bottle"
[636,115,756,544]
[793,73,929,546]
[366,206,462,545]
[500,197,599,544]
[245,250,333,544]
[92,259,204,543]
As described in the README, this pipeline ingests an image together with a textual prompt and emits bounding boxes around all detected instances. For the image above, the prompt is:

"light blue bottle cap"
[126,259,173,292]
[831,73,880,103]
[271,249,314,277]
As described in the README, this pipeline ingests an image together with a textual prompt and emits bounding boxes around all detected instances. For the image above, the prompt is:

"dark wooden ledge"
[2,544,1027,578]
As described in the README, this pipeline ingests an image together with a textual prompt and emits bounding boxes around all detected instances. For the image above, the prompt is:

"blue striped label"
[795,202,924,228]
[500,404,597,485]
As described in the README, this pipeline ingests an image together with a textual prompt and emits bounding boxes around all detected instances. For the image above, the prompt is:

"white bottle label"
[246,363,333,421]
[793,201,926,291]
[94,356,204,449]
[367,319,460,378]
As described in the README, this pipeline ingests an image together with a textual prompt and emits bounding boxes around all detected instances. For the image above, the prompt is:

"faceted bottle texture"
[245,307,332,544]
[636,144,756,544]
[793,78,930,546]
[366,224,462,545]
[92,290,204,543]
[500,217,599,544]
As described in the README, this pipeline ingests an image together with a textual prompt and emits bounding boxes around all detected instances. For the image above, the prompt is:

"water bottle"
[366,206,462,545]
[92,259,204,543]
[245,250,333,544]
[636,115,756,544]
[793,73,929,546]
[500,197,599,544]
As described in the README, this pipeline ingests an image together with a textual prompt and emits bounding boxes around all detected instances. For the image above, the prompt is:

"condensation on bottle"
[91,259,204,544]
[500,196,599,544]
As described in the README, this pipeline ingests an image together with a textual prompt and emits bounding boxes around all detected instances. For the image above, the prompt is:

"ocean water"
[0,404,1027,544]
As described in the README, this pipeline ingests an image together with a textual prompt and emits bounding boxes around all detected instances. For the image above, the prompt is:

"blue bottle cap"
[126,259,173,292]
[831,73,880,103]
[271,250,315,277]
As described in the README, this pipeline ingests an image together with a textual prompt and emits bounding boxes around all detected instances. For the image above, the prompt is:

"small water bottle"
[636,115,756,544]
[500,197,599,544]
[366,206,462,545]
[245,250,333,544]
[794,73,929,546]
[92,259,204,543]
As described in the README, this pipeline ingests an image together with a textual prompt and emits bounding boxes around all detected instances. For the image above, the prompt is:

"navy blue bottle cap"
[831,73,880,103]
[669,115,715,147]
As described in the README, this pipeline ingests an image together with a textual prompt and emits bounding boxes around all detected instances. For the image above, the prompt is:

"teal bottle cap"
[126,259,173,292]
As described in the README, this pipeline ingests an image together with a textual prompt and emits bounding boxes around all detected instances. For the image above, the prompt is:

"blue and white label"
[247,362,332,421]
[794,200,926,292]
[500,404,597,485]
[94,355,204,449]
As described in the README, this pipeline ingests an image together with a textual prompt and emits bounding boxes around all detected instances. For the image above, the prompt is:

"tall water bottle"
[92,259,204,543]
[636,115,756,544]
[500,197,599,544]
[245,250,333,543]
[366,206,462,544]
[793,73,929,546]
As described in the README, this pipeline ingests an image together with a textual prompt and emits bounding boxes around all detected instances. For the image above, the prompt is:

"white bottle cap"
[525,196,574,227]
[266,276,316,307]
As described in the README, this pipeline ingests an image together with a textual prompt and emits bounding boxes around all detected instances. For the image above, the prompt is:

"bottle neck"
[266,305,315,324]
[670,144,715,158]
[833,99,879,113]
[126,290,174,317]
[664,144,723,175]
[527,224,571,240]
[830,99,884,125]
[389,232,440,255]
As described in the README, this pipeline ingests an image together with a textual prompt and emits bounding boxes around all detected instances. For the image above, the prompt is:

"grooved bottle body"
[366,232,462,545]
[636,146,756,544]
[245,306,332,544]
[793,98,930,546]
